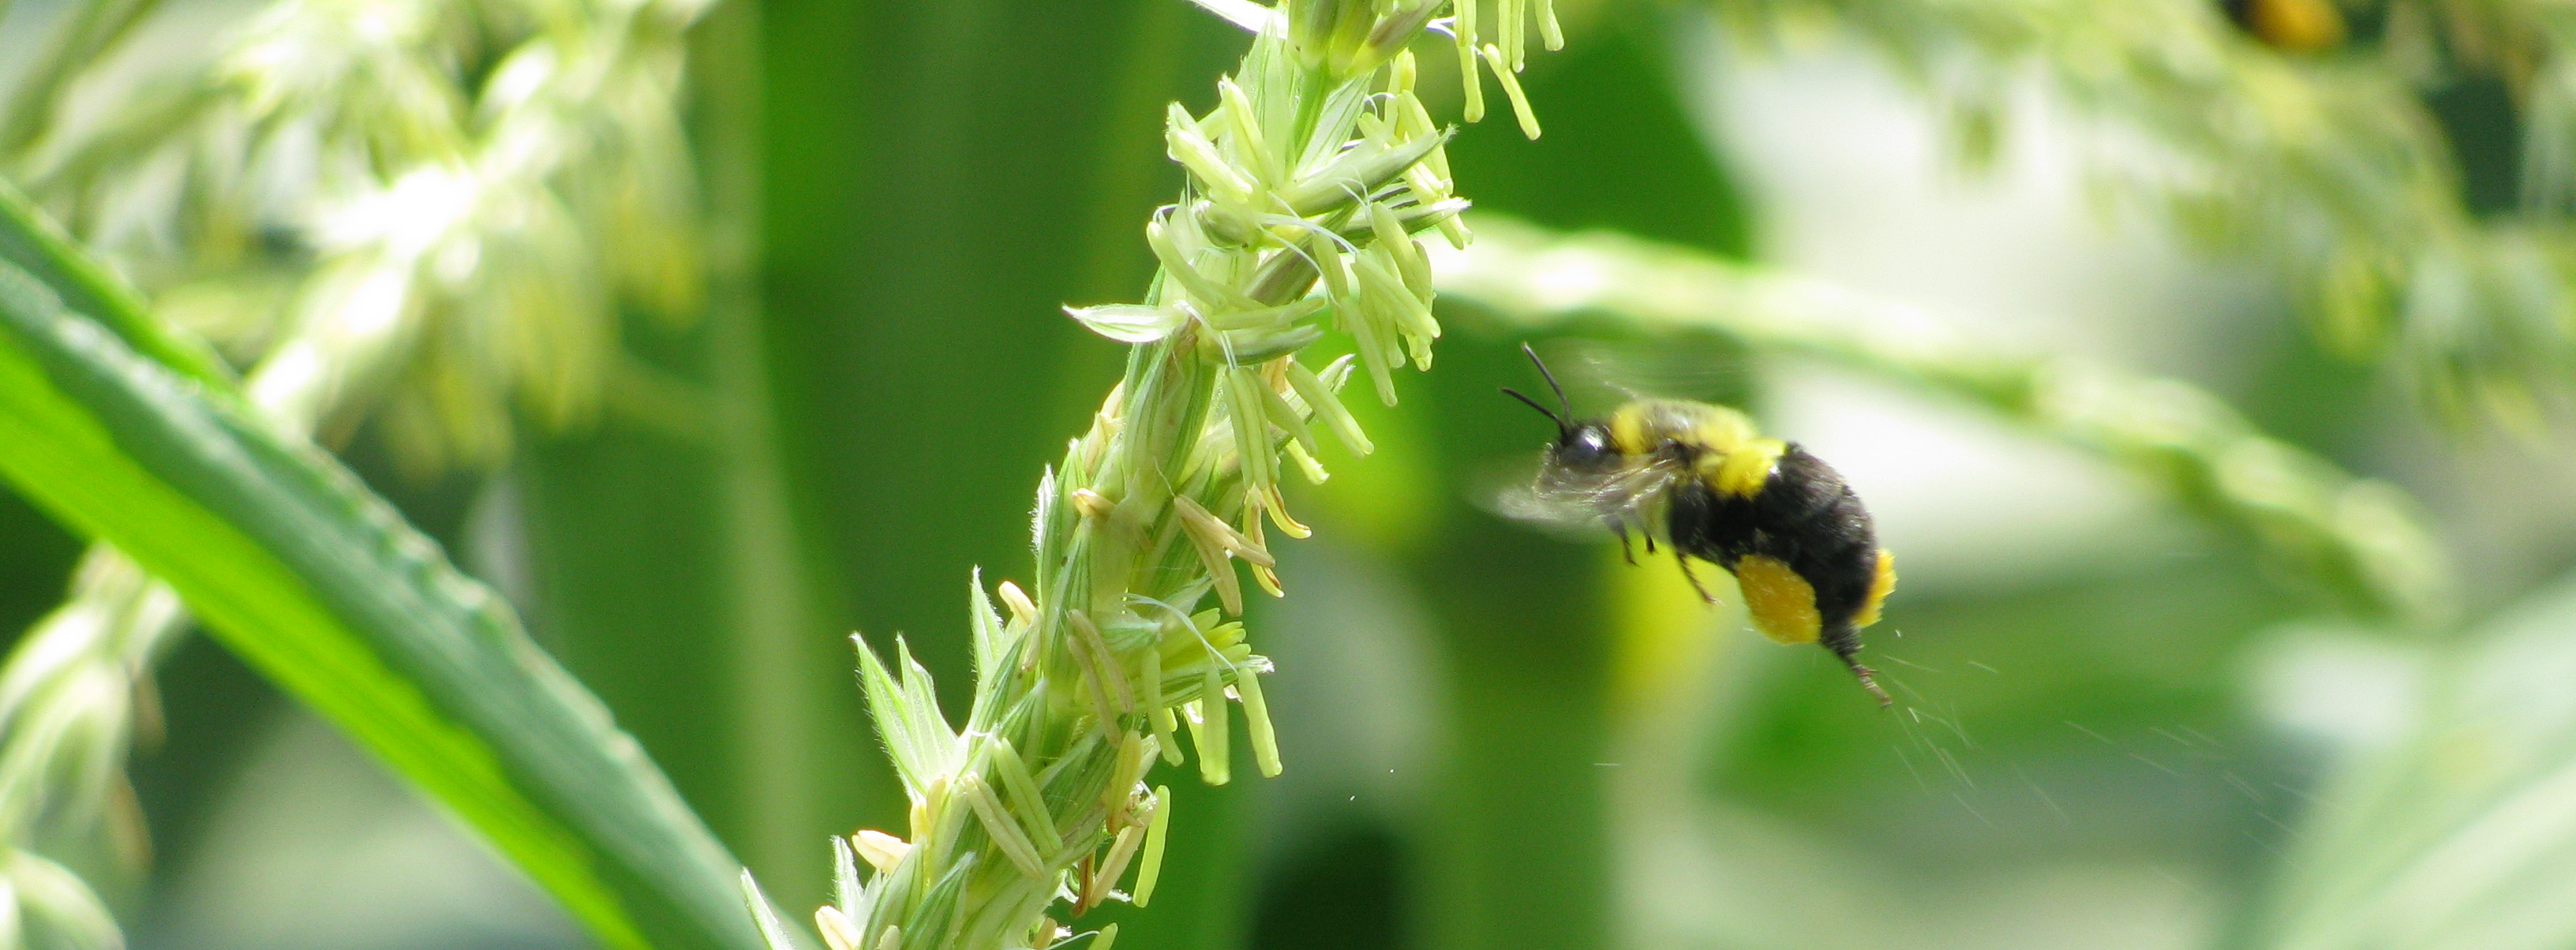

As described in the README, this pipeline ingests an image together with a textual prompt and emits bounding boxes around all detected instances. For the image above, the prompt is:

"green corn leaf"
[0,180,231,388]
[2262,576,2576,950]
[0,213,760,950]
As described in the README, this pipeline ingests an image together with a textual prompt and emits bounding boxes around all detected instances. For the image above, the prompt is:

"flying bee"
[1501,343,1899,705]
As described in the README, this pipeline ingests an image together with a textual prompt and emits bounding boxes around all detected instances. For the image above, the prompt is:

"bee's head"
[1548,421,1621,473]
[1506,341,1620,466]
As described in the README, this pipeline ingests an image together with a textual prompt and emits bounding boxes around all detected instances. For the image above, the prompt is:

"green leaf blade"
[0,181,230,388]
[0,250,755,949]
[2264,578,2576,950]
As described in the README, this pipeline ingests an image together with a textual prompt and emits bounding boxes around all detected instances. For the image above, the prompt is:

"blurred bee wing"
[1543,336,1754,407]
[1471,454,1608,540]
[1473,453,1683,542]
[1488,488,1611,539]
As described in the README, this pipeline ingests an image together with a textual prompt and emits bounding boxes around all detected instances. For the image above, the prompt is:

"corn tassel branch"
[744,2,1559,948]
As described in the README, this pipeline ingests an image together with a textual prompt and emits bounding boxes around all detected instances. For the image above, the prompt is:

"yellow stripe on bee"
[1687,406,1756,456]
[1853,549,1897,628]
[1713,439,1787,499]
[1609,408,1650,456]
[1734,554,1822,645]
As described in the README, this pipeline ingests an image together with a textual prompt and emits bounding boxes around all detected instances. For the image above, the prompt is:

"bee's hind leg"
[1676,554,1719,604]
[1824,627,1895,708]
[1610,518,1638,565]
[1838,651,1894,708]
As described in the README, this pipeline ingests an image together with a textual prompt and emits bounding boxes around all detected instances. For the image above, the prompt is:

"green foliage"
[0,181,229,387]
[1710,0,2576,429]
[0,0,737,943]
[10,0,711,473]
[2264,578,2576,950]
[0,213,758,950]
[6,2,2576,950]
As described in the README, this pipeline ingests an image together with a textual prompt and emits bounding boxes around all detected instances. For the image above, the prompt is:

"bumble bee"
[1502,344,1899,705]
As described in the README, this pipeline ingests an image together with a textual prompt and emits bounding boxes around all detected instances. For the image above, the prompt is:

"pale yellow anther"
[909,776,945,846]
[1068,610,1136,716]
[1286,357,1373,456]
[1172,496,1275,567]
[988,738,1061,844]
[997,581,1038,627]
[1190,667,1230,786]
[1284,439,1329,484]
[1215,77,1281,185]
[1087,823,1147,911]
[1251,482,1309,541]
[1479,43,1542,140]
[1133,787,1173,907]
[1457,0,1485,122]
[1235,666,1282,778]
[852,828,909,873]
[818,907,863,950]
[959,772,1048,877]
[1166,102,1256,202]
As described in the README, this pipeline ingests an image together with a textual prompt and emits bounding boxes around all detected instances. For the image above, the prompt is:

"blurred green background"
[6,0,2576,948]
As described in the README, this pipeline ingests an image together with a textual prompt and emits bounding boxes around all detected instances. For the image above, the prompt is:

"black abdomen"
[1668,445,1881,653]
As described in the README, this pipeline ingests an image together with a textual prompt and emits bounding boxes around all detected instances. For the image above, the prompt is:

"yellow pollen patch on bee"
[1854,549,1897,628]
[1734,555,1822,645]
[1713,438,1787,499]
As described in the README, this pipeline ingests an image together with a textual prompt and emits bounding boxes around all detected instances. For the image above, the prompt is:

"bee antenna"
[1501,387,1569,435]
[1520,342,1576,421]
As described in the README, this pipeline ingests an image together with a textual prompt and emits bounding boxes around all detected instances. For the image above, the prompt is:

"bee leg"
[1676,554,1719,604]
[1612,520,1638,565]
[1820,626,1892,707]
[1839,652,1894,708]
[1644,533,1657,555]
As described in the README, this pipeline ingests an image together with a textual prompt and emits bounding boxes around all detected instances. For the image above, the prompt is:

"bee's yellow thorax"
[1609,409,1650,456]
[1735,554,1822,645]
[1608,400,1758,458]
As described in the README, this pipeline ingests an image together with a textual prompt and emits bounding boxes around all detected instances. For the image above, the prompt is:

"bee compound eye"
[1558,426,1617,468]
